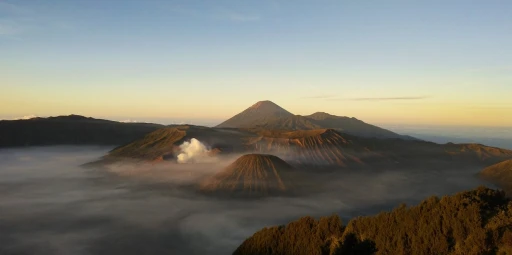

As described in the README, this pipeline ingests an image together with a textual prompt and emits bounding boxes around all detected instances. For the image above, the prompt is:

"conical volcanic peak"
[248,100,289,112]
[216,101,293,128]
[200,154,296,196]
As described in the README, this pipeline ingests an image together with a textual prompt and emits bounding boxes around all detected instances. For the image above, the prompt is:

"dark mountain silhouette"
[480,159,512,194]
[216,100,411,139]
[0,115,163,147]
[200,154,296,196]
[234,187,512,255]
[216,100,293,128]
[305,112,405,139]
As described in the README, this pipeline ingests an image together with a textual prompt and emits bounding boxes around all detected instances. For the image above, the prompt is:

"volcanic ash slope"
[200,154,297,196]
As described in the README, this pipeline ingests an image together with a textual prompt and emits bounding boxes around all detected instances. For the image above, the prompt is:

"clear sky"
[1,0,511,127]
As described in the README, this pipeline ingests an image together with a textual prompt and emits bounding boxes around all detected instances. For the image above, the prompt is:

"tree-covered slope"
[234,187,512,255]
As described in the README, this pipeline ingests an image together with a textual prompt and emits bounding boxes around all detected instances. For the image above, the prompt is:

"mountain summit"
[216,100,293,128]
[216,100,411,139]
[200,154,296,196]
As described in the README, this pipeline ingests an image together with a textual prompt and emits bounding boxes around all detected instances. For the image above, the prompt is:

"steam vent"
[200,154,296,196]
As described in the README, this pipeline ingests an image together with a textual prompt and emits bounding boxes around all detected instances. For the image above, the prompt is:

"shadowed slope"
[200,154,296,196]
[444,143,512,162]
[480,159,512,194]
[254,115,321,130]
[305,112,406,139]
[0,115,162,147]
[104,125,256,162]
[108,127,187,160]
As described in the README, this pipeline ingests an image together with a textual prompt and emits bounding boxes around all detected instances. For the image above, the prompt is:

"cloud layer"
[0,146,488,254]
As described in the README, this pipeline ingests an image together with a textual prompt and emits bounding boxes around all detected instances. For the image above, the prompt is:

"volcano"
[104,125,256,162]
[216,100,293,128]
[216,100,410,139]
[245,129,385,168]
[200,154,296,196]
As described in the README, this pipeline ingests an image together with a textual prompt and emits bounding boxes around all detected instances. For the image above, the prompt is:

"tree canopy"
[234,186,512,255]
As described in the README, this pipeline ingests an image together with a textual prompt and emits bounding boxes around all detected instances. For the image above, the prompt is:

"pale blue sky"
[1,0,511,126]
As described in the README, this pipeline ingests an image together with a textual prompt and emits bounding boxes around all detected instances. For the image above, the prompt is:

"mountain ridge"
[216,100,293,128]
[96,125,512,169]
[216,100,411,139]
[0,115,163,147]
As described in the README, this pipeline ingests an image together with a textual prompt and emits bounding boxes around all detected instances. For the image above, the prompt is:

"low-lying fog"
[0,146,490,255]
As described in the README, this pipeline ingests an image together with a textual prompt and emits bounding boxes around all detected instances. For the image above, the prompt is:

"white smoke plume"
[177,138,216,163]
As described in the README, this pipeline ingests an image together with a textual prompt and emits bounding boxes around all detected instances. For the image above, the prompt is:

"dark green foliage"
[234,187,512,255]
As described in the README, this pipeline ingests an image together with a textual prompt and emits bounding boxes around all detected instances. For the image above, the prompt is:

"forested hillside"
[234,186,512,255]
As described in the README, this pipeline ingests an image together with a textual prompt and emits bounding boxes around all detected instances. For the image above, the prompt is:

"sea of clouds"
[0,142,490,255]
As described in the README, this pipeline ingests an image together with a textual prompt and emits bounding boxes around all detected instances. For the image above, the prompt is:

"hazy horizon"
[2,0,511,127]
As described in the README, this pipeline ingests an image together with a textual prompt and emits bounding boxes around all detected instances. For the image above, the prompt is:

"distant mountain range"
[1,101,510,168]
[94,124,512,172]
[403,133,512,150]
[0,115,163,147]
[0,100,416,148]
[217,100,413,139]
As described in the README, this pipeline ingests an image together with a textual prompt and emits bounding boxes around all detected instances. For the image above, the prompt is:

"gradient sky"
[1,0,511,126]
